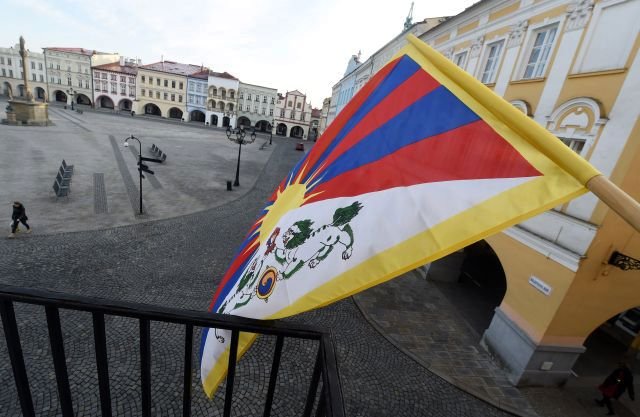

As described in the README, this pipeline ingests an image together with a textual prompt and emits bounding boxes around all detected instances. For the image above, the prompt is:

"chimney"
[120,56,125,66]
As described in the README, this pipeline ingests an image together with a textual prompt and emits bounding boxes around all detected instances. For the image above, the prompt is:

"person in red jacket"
[596,361,635,415]
[8,201,31,238]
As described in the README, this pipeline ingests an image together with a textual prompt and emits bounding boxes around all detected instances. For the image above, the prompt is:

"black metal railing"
[0,284,345,417]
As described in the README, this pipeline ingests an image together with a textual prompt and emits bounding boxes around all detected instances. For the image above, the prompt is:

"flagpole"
[587,175,640,232]
[404,34,640,234]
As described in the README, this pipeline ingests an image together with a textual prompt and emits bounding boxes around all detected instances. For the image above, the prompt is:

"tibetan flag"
[200,34,601,396]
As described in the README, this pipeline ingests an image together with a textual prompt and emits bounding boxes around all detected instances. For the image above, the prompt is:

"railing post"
[263,335,285,417]
[140,319,151,417]
[182,324,193,417]
[45,306,74,417]
[302,346,323,417]
[92,312,112,417]
[0,299,35,417]
[223,329,240,417]
[320,334,345,417]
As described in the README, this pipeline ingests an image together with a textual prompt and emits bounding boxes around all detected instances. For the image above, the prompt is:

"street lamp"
[124,135,144,215]
[226,126,256,187]
[269,118,274,145]
[66,87,76,110]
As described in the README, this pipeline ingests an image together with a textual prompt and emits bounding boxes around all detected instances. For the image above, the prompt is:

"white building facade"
[0,44,48,101]
[274,90,312,139]
[44,47,118,107]
[206,71,239,128]
[92,57,138,112]
[237,82,278,132]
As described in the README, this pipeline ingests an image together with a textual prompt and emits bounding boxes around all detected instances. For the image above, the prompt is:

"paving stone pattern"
[93,173,108,214]
[0,139,513,416]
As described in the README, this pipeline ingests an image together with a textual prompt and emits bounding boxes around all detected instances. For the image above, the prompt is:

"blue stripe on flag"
[304,55,421,182]
[317,86,481,183]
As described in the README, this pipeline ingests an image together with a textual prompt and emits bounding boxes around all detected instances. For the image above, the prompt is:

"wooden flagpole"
[587,175,640,233]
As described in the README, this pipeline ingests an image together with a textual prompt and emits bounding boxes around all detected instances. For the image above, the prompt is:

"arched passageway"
[144,103,161,116]
[34,87,46,101]
[17,84,25,98]
[290,126,304,138]
[237,116,251,127]
[276,123,287,136]
[190,110,205,122]
[169,108,183,119]
[54,90,67,103]
[427,240,506,338]
[222,116,230,128]
[2,81,11,97]
[256,120,271,132]
[98,96,114,109]
[76,93,92,106]
[210,114,218,126]
[118,99,132,111]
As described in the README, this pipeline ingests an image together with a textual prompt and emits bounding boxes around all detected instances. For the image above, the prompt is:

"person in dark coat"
[596,361,635,415]
[8,201,30,238]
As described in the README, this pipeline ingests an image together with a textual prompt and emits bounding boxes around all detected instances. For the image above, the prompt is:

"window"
[111,74,116,81]
[67,77,72,86]
[39,75,43,82]
[189,83,194,91]
[263,97,267,103]
[300,113,304,121]
[0,69,4,76]
[56,64,60,70]
[560,137,585,155]
[164,79,168,87]
[246,105,250,111]
[262,108,266,115]
[8,58,12,65]
[523,26,557,79]
[171,94,175,101]
[0,57,3,64]
[269,109,273,116]
[280,109,285,117]
[85,80,89,89]
[111,82,117,93]
[296,102,301,109]
[480,40,504,84]
[156,78,160,86]
[78,79,82,87]
[454,51,467,68]
[271,98,275,104]
[171,80,175,88]
[31,62,35,69]
[156,91,160,99]
[39,63,43,70]
[179,82,183,89]
[291,111,296,119]
[57,78,61,84]
[120,76,126,82]
[32,74,36,81]
[255,95,260,102]
[239,92,243,99]
[102,73,107,79]
[230,91,234,99]
[121,84,126,95]
[141,89,146,96]
[288,101,292,107]
[254,105,258,113]
[247,94,252,100]
[142,75,146,83]
[129,77,135,84]
[164,92,168,100]
[179,95,182,103]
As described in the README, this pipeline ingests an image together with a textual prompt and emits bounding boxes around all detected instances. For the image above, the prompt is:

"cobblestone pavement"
[0,137,513,416]
[354,270,640,417]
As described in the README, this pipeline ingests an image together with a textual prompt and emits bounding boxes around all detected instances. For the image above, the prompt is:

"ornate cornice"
[470,36,484,58]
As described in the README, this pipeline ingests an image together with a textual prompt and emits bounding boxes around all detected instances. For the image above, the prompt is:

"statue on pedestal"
[19,36,34,102]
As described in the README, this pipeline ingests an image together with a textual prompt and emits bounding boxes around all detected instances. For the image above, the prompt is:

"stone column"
[19,36,34,102]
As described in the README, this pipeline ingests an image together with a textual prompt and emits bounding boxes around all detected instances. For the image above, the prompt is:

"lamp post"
[226,126,256,187]
[269,118,274,145]
[124,135,143,215]
[66,87,76,110]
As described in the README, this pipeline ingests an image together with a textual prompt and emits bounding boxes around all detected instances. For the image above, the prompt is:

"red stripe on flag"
[320,70,440,170]
[304,120,542,204]
[301,57,402,174]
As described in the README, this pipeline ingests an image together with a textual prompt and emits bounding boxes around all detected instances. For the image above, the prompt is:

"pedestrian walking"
[8,201,31,238]
[595,361,635,415]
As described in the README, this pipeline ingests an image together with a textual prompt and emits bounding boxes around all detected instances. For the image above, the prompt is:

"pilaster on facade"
[565,0,594,32]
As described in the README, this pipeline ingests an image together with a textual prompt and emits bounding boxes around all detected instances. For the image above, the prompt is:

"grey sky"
[1,0,477,107]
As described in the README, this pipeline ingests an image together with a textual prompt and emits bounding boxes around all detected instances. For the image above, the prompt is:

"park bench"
[52,179,70,199]
[62,159,74,174]
[150,144,167,163]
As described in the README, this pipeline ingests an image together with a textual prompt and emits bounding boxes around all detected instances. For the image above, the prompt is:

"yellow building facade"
[419,0,640,385]
[135,61,201,120]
